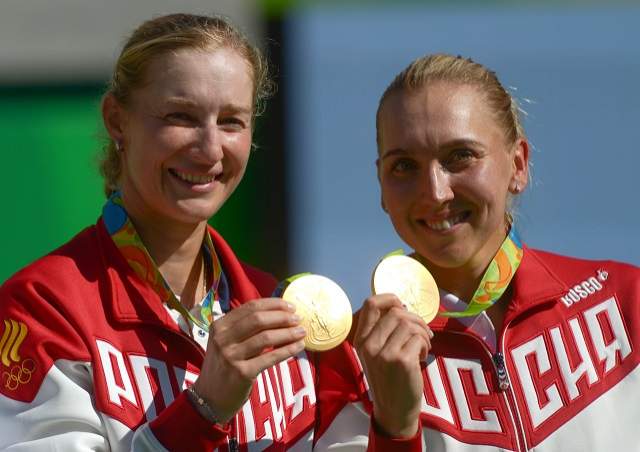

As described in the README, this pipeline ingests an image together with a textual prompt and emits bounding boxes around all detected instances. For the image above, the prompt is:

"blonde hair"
[99,13,274,196]
[376,53,525,150]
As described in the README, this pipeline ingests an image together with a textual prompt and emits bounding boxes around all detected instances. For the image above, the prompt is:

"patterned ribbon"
[102,192,223,331]
[439,227,523,318]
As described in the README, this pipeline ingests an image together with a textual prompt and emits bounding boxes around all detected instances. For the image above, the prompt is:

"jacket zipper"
[229,415,239,451]
[497,326,529,452]
[449,328,529,451]
[493,352,510,390]
[168,327,241,450]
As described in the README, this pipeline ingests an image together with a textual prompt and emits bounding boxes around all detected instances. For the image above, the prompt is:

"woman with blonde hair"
[314,53,640,451]
[0,13,315,451]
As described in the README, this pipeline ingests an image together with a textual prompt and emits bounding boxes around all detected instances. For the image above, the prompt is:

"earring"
[115,140,123,152]
[512,183,520,194]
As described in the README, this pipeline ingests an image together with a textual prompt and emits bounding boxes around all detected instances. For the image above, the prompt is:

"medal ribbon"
[102,192,222,331]
[439,227,523,318]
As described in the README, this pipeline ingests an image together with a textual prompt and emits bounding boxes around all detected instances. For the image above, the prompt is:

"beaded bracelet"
[185,386,221,424]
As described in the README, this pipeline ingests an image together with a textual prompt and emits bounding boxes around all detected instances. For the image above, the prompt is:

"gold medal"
[372,253,440,324]
[279,274,352,352]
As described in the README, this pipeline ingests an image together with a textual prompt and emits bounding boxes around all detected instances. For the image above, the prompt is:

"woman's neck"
[126,209,208,309]
[428,263,486,303]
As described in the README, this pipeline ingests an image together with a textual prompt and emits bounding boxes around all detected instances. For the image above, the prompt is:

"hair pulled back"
[99,13,274,196]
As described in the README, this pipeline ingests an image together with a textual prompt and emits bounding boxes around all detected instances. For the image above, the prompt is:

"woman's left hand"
[353,294,433,438]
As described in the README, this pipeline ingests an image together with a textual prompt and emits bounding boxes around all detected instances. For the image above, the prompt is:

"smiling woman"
[0,14,316,451]
[103,47,255,252]
[314,54,640,452]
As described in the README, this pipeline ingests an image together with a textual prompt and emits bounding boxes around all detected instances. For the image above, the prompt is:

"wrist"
[186,385,230,425]
[373,410,420,438]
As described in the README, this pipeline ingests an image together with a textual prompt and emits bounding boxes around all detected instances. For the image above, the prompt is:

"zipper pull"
[493,352,510,391]
[229,437,239,452]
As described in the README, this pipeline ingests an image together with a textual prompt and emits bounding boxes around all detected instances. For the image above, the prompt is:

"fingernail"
[285,302,296,311]
[428,330,435,339]
[294,326,306,336]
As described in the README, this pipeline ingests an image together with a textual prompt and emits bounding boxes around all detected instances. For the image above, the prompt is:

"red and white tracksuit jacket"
[0,220,316,451]
[314,247,640,451]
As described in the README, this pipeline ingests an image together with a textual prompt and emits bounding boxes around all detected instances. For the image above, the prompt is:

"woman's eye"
[218,117,246,129]
[164,112,195,124]
[452,149,473,160]
[390,159,417,174]
[445,149,475,168]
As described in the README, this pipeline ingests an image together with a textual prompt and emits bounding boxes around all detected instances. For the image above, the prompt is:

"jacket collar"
[505,244,569,318]
[429,244,569,334]
[96,218,259,327]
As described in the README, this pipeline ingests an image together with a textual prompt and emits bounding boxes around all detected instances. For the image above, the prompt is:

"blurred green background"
[1,86,104,282]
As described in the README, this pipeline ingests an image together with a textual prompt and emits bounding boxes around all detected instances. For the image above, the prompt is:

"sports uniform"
[314,246,639,451]
[0,217,316,451]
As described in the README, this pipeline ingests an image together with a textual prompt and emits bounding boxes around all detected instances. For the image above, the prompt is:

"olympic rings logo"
[2,359,36,391]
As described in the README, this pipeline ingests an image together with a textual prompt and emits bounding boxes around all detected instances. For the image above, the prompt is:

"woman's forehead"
[378,84,504,152]
[132,47,254,106]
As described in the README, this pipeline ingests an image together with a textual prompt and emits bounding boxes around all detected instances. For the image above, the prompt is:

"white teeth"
[426,214,465,231]
[173,170,214,184]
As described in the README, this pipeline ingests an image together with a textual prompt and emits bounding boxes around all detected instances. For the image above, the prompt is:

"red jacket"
[314,246,639,451]
[0,219,316,451]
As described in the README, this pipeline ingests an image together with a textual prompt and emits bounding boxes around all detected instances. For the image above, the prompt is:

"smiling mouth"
[419,211,470,231]
[169,169,217,185]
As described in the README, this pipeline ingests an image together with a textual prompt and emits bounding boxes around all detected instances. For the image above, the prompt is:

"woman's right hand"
[192,298,306,423]
[353,294,433,438]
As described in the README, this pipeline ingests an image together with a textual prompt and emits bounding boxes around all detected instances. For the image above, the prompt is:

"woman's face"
[105,47,254,229]
[377,82,528,274]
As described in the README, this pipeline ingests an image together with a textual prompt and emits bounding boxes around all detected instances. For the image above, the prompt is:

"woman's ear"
[102,93,127,147]
[509,137,530,194]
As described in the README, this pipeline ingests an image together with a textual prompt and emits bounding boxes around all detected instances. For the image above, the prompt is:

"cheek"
[225,133,252,166]
[460,166,510,214]
[380,181,416,225]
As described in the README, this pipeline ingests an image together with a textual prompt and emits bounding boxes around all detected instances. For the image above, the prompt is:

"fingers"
[206,296,307,365]
[354,294,404,347]
[215,298,295,330]
[359,310,432,361]
[216,338,306,384]
[215,308,301,346]
[230,325,307,360]
[242,339,306,377]
[355,294,431,346]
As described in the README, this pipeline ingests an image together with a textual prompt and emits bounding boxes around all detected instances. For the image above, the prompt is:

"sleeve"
[143,391,230,450]
[312,343,425,452]
[0,273,236,451]
[368,416,424,452]
[0,277,110,451]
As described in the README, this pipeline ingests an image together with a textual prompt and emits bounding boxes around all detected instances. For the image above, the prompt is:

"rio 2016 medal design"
[372,252,440,324]
[277,274,352,352]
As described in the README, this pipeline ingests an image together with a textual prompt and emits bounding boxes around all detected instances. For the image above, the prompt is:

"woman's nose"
[421,164,454,205]
[198,122,224,163]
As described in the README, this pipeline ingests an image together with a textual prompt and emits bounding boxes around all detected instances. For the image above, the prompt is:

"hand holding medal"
[274,273,352,351]
[371,250,440,324]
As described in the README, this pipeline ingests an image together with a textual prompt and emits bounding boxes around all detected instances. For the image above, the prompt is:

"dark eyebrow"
[441,138,485,150]
[164,97,198,108]
[164,98,252,115]
[379,148,410,161]
[380,138,485,160]
[219,104,253,116]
